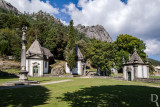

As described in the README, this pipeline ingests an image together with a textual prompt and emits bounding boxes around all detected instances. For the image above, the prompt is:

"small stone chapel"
[26,39,53,77]
[65,46,85,75]
[122,47,149,81]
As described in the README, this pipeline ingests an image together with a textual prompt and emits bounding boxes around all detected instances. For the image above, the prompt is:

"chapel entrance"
[128,72,131,81]
[33,66,38,77]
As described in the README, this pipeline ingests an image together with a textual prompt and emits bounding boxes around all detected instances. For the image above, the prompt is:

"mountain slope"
[75,24,113,42]
[148,58,160,66]
[0,0,20,14]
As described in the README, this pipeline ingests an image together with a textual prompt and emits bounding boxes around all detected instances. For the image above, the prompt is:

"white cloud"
[145,39,160,55]
[63,0,160,56]
[60,19,69,26]
[5,0,59,14]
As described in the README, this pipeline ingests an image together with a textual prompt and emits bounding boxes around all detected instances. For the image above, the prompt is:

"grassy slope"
[0,77,160,107]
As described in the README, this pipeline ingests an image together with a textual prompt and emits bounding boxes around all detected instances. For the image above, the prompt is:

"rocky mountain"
[29,10,63,25]
[0,0,20,14]
[75,24,113,42]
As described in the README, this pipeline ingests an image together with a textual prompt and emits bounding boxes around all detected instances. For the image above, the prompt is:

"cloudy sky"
[5,0,160,61]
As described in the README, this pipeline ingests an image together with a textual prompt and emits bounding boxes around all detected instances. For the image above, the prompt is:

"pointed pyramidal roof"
[127,47,144,64]
[26,40,43,55]
[75,45,84,60]
[26,40,53,58]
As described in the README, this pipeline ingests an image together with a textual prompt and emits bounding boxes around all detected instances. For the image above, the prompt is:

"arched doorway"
[33,66,38,77]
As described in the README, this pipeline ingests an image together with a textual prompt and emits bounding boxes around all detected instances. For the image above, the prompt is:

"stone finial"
[22,25,27,32]
[145,55,149,64]
[128,54,131,61]
[122,56,125,64]
[134,46,137,52]
[35,35,37,40]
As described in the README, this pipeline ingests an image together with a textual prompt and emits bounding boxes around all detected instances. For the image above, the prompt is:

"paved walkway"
[0,79,72,90]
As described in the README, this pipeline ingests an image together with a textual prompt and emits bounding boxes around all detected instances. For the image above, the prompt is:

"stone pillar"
[133,64,138,80]
[19,26,28,81]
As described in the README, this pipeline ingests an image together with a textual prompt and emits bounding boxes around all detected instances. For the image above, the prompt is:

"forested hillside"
[148,58,160,66]
[0,7,89,60]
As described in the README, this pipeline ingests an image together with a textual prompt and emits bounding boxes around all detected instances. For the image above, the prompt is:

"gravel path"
[0,79,72,90]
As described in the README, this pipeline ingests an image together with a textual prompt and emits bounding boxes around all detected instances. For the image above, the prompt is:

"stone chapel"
[122,47,149,81]
[65,46,86,75]
[26,39,53,77]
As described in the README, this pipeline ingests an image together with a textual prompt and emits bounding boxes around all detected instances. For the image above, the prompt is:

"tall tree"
[114,34,146,72]
[66,20,76,71]
[87,39,118,75]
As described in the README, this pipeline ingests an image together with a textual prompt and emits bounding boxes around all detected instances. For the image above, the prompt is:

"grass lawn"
[0,77,160,107]
[150,76,160,79]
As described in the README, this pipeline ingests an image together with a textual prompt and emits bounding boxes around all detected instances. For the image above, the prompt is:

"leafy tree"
[114,34,147,72]
[115,34,146,60]
[0,29,9,55]
[66,20,76,71]
[87,39,118,75]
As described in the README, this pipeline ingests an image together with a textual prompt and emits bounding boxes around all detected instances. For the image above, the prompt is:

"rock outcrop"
[29,10,63,25]
[0,0,20,14]
[75,24,112,42]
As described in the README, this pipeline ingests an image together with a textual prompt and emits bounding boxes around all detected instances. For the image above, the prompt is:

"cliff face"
[75,24,113,42]
[30,10,63,25]
[0,0,20,14]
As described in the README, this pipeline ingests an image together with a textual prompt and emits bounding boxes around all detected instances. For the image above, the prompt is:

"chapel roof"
[75,45,84,60]
[127,47,144,64]
[26,40,53,58]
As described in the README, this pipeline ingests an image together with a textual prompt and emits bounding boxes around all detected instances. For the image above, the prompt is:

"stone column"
[19,26,28,81]
[133,64,138,80]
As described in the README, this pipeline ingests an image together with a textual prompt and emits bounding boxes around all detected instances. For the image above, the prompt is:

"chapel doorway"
[128,72,131,81]
[33,66,38,77]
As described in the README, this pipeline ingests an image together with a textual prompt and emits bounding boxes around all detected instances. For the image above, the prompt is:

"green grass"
[0,77,160,107]
[150,76,160,79]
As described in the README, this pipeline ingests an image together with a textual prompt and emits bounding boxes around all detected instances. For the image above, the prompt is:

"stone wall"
[136,78,160,84]
[90,76,123,80]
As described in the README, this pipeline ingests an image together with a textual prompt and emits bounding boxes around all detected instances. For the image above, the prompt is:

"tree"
[87,39,118,76]
[44,27,57,53]
[114,34,146,72]
[0,30,9,55]
[66,20,76,71]
[54,26,67,59]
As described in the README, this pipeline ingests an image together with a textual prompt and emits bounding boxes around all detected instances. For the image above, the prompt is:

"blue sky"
[5,0,160,61]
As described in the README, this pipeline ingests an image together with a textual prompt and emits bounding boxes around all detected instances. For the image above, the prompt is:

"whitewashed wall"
[26,59,43,77]
[65,61,83,75]
[123,64,149,81]
[143,65,148,78]
[123,65,134,81]
[65,62,70,73]
[137,65,143,78]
